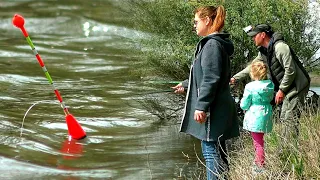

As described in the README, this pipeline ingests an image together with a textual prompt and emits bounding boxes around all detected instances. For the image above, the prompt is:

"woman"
[172,5,239,180]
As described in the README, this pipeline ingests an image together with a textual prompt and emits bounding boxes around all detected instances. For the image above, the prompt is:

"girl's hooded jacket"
[180,33,240,141]
[240,80,274,133]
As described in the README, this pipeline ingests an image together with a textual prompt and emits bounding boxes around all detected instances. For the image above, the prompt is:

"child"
[240,59,274,173]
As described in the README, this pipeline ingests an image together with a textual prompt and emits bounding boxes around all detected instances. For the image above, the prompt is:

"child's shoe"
[252,164,266,175]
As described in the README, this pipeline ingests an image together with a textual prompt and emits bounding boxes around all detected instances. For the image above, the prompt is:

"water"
[1,1,319,180]
[0,1,201,179]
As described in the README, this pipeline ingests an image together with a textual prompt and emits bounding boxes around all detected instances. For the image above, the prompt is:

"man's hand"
[230,77,236,85]
[275,89,285,105]
[171,83,185,94]
[194,110,207,123]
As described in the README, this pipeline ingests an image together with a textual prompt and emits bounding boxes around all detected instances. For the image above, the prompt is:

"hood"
[203,33,234,56]
[271,32,284,43]
[258,32,285,55]
[266,32,285,54]
[258,32,284,56]
[257,80,274,103]
[261,80,274,93]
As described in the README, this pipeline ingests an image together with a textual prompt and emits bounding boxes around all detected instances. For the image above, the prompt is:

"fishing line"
[134,89,173,96]
[20,100,59,138]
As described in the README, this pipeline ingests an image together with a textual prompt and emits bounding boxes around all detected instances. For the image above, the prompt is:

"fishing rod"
[12,14,86,140]
[146,80,181,84]
[134,89,173,96]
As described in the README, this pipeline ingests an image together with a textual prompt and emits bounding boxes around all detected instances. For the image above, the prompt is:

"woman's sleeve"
[181,79,189,89]
[240,85,252,110]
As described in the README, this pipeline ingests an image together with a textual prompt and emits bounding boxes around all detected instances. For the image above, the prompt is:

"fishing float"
[12,14,86,140]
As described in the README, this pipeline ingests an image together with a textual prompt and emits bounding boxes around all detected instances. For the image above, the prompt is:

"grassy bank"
[228,112,320,179]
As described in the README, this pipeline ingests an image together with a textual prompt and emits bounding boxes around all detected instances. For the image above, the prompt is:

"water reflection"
[59,137,84,168]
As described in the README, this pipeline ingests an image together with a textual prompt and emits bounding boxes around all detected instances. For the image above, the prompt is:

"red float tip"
[12,14,25,28]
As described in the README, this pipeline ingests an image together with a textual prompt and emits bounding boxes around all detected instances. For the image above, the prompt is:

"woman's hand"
[194,110,207,123]
[171,83,185,94]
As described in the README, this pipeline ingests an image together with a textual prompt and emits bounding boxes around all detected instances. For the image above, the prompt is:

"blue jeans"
[201,140,228,180]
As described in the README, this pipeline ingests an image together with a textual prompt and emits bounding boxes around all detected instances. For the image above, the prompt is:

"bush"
[128,0,319,79]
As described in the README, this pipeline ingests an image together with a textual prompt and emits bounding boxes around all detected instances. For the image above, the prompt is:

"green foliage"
[224,0,319,73]
[278,148,305,178]
[126,0,199,80]
[121,0,320,124]
[127,0,319,79]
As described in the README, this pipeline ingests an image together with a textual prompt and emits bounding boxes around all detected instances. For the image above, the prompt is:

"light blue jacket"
[240,80,274,133]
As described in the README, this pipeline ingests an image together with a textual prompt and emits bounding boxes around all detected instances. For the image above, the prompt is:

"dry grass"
[228,111,320,179]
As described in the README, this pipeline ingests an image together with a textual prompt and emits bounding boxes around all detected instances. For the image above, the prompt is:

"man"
[231,24,310,140]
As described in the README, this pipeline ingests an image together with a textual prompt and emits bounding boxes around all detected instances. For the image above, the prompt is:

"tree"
[125,0,320,121]
[128,0,319,77]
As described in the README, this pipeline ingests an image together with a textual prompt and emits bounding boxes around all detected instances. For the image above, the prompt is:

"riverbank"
[310,73,320,86]
[229,112,320,179]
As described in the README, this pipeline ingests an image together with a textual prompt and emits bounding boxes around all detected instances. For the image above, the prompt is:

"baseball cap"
[243,24,272,36]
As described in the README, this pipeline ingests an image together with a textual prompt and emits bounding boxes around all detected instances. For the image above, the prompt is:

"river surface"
[0,1,201,180]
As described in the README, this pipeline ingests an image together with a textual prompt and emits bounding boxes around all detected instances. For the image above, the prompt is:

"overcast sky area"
[309,0,320,58]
